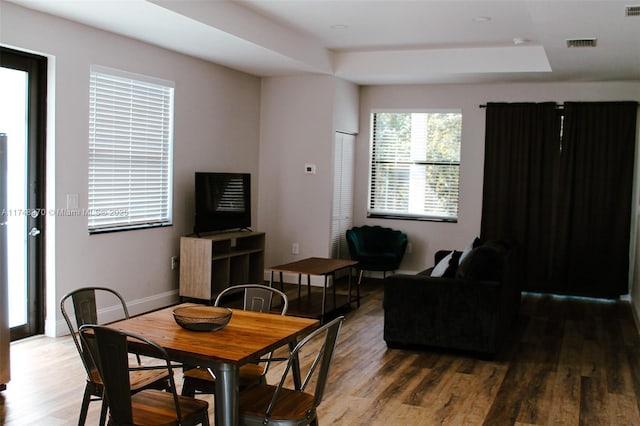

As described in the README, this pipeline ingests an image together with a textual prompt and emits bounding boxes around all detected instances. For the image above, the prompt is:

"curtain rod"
[479,103,639,109]
[479,104,564,109]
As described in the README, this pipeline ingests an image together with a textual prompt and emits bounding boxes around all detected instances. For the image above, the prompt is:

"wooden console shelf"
[179,231,265,302]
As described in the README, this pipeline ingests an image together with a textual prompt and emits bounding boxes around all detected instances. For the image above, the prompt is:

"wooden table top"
[270,257,358,276]
[109,303,319,365]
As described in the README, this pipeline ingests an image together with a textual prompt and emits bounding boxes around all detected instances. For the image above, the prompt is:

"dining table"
[108,303,319,426]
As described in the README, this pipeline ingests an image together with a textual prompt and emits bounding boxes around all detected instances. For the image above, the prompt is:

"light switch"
[305,164,316,174]
[66,193,79,209]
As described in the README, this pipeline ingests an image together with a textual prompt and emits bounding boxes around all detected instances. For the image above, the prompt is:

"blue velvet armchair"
[346,225,408,287]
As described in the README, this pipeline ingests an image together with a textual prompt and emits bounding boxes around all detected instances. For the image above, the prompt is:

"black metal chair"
[181,284,289,397]
[60,287,171,426]
[236,316,344,426]
[79,324,210,426]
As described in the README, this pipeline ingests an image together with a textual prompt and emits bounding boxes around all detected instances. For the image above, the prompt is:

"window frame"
[88,65,175,234]
[367,109,462,223]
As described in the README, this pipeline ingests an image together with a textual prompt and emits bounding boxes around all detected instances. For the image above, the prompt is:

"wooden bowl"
[173,306,232,331]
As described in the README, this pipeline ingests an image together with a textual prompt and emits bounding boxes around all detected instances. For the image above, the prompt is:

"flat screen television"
[194,172,251,235]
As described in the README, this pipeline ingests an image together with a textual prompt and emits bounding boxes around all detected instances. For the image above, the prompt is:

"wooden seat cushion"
[89,367,169,391]
[129,389,209,425]
[238,384,315,421]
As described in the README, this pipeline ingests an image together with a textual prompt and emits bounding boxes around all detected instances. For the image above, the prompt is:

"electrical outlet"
[406,242,413,254]
[171,256,179,270]
[292,243,300,255]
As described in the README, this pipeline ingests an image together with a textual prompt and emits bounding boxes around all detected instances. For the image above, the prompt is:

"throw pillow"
[430,251,453,277]
[430,250,462,277]
[443,250,463,277]
[455,245,501,281]
[458,237,481,264]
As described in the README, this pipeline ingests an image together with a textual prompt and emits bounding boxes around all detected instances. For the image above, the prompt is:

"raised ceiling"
[7,0,640,85]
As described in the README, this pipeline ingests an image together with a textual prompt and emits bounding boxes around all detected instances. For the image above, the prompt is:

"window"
[88,66,174,233]
[368,111,462,222]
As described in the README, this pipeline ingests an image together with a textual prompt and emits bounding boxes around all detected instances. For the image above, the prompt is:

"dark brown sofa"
[383,239,521,356]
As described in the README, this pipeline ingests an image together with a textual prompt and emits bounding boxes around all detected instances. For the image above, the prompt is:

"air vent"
[626,5,640,16]
[566,38,597,48]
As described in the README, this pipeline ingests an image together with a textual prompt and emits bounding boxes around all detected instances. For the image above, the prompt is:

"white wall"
[333,78,360,135]
[358,81,640,314]
[3,1,639,335]
[258,75,358,271]
[1,2,262,335]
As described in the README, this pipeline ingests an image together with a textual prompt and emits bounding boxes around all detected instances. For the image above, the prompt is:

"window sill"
[88,222,172,235]
[367,213,457,223]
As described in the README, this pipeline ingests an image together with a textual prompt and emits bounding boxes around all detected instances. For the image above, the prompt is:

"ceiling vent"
[626,5,640,16]
[566,38,598,48]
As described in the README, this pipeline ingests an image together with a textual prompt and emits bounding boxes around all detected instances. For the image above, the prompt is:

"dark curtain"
[480,103,561,290]
[551,102,638,297]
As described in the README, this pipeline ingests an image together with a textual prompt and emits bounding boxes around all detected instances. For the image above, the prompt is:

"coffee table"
[269,257,358,322]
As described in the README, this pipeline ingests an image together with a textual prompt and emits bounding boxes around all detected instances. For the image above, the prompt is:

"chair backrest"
[215,284,289,378]
[60,287,131,381]
[79,325,182,424]
[346,226,408,264]
[265,316,344,421]
[345,228,362,260]
[214,284,288,315]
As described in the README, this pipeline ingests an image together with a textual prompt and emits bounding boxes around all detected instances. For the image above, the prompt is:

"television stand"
[179,230,265,302]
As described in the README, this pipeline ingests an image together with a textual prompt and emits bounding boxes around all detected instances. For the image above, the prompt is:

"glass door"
[0,47,47,340]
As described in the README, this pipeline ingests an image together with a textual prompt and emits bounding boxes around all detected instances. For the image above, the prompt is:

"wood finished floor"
[1,279,640,425]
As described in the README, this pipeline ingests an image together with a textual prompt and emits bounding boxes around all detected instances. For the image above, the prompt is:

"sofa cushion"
[448,251,464,277]
[459,237,482,264]
[430,251,453,277]
[430,250,463,278]
[455,245,503,281]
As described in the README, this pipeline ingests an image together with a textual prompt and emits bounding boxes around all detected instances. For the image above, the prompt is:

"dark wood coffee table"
[269,257,358,322]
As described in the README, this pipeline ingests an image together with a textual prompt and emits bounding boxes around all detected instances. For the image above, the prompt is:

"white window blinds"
[88,66,174,232]
[368,111,461,222]
[331,133,355,259]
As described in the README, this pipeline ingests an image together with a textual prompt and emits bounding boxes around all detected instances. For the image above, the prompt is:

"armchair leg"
[356,271,361,307]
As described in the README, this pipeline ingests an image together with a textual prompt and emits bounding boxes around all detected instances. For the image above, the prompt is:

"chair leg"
[200,411,211,426]
[181,378,197,397]
[98,397,108,426]
[78,384,93,426]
